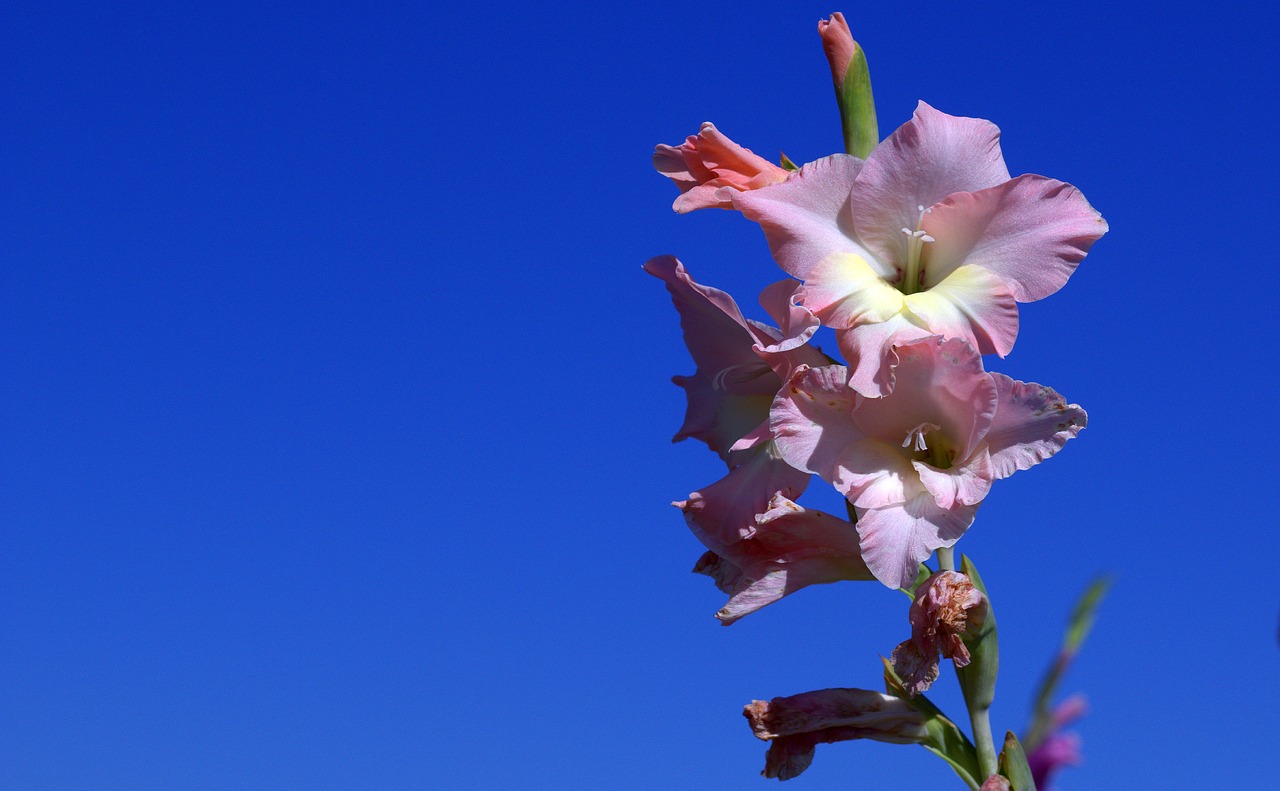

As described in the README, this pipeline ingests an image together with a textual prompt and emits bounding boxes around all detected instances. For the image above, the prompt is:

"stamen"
[901,422,942,452]
[898,205,935,295]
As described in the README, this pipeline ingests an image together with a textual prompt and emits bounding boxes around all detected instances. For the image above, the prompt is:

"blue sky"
[2,1,1276,788]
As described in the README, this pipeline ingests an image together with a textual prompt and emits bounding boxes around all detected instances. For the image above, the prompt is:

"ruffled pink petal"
[903,264,1020,357]
[645,256,779,459]
[833,315,934,398]
[729,154,875,279]
[676,446,811,550]
[921,175,1108,301]
[984,373,1087,480]
[913,449,994,510]
[768,366,917,509]
[692,494,873,624]
[849,336,998,463]
[850,102,1010,274]
[856,493,976,588]
[755,279,824,363]
[768,365,861,474]
[653,123,788,213]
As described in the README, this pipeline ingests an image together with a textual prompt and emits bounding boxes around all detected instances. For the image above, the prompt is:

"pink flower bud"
[817,13,856,93]
[652,123,788,213]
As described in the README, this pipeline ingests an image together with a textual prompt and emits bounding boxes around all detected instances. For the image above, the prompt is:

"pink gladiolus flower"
[890,570,988,695]
[769,336,1087,587]
[653,123,789,213]
[647,255,835,606]
[731,102,1108,396]
[682,493,874,624]
[744,688,928,779]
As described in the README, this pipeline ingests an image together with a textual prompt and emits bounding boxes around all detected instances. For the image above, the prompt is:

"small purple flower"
[1026,696,1087,790]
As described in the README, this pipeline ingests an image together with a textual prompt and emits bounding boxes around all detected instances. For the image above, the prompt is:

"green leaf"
[1025,576,1110,748]
[837,44,878,158]
[998,731,1037,791]
[778,151,799,171]
[882,658,982,790]
[1064,576,1111,654]
[955,555,999,712]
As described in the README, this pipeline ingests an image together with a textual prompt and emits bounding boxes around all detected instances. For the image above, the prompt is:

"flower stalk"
[648,11,1107,787]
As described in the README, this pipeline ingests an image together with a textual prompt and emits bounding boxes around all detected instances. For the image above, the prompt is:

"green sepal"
[882,658,983,790]
[998,731,1037,791]
[837,43,878,158]
[955,555,998,711]
[1026,576,1110,748]
[779,151,799,171]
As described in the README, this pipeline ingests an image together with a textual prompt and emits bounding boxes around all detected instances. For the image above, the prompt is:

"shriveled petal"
[653,123,788,213]
[798,252,906,329]
[850,336,998,463]
[889,639,940,697]
[856,493,975,588]
[833,315,934,398]
[922,174,1109,301]
[850,102,1009,273]
[729,154,875,279]
[761,734,819,780]
[744,688,926,741]
[904,264,1020,357]
[984,373,1087,480]
[913,449,994,509]
[745,688,928,779]
[676,445,811,550]
[692,495,873,624]
[646,256,779,458]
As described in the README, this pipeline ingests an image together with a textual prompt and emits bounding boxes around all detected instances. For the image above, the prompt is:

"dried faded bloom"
[980,775,1013,791]
[653,123,789,213]
[744,688,927,779]
[891,570,988,695]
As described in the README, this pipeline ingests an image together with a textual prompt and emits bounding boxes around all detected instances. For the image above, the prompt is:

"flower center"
[901,421,954,468]
[898,204,934,295]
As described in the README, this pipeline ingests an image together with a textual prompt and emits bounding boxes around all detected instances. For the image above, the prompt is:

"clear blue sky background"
[2,2,1275,788]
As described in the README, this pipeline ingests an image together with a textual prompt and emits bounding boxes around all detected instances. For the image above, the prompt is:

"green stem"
[968,705,998,780]
[936,546,955,572]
